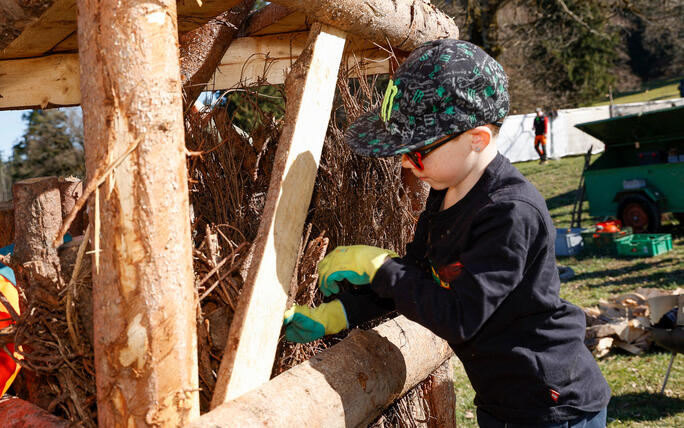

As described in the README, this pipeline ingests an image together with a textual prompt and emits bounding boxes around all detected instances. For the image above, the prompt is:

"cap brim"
[344,109,407,158]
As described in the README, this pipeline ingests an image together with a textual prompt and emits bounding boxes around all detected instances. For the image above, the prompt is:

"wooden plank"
[189,316,453,427]
[0,0,56,51]
[0,0,243,59]
[0,53,80,110]
[243,4,308,36]
[0,34,390,110]
[210,22,347,407]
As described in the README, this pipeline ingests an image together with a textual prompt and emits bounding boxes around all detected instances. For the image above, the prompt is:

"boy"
[283,39,610,427]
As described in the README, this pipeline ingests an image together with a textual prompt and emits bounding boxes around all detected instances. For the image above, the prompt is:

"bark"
[420,358,457,427]
[0,200,13,248]
[270,0,459,51]
[12,177,61,281]
[0,396,69,428]
[57,177,84,237]
[179,0,255,111]
[190,316,453,428]
[76,0,199,425]
[0,0,56,50]
[401,168,429,219]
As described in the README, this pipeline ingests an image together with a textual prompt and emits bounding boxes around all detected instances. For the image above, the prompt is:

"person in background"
[533,107,548,164]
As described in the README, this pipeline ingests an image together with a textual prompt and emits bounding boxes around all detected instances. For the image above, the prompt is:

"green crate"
[581,227,633,255]
[616,233,673,257]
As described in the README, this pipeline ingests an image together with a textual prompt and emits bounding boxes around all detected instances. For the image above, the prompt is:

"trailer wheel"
[618,195,660,233]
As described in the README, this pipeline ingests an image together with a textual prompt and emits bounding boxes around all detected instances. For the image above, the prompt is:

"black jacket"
[339,153,610,424]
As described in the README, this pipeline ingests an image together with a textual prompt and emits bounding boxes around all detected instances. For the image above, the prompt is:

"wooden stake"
[0,201,13,248]
[76,0,199,424]
[211,23,347,407]
[191,316,453,427]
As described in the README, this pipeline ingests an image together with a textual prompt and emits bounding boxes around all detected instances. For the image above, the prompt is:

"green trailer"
[576,105,684,232]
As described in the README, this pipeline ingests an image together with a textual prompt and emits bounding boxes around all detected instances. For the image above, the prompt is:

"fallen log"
[189,316,453,427]
[179,0,255,111]
[270,0,459,51]
[0,396,69,428]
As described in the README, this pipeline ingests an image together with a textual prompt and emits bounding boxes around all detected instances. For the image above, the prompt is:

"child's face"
[401,130,482,191]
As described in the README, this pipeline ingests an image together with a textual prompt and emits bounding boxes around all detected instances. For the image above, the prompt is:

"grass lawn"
[591,77,683,106]
[452,155,684,427]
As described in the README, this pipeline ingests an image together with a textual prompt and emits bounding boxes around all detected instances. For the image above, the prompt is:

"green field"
[452,155,684,427]
[592,77,683,106]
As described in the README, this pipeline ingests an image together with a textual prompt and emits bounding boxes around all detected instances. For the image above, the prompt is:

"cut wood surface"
[211,22,347,407]
[77,0,198,424]
[270,0,459,51]
[189,316,453,427]
[179,0,255,110]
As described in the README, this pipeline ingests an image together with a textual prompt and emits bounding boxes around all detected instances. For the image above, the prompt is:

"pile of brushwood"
[1,65,439,425]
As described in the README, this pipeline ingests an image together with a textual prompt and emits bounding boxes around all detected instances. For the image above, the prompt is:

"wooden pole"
[189,316,453,427]
[211,22,347,407]
[270,0,459,51]
[0,396,69,428]
[179,0,255,111]
[57,177,84,237]
[76,0,199,425]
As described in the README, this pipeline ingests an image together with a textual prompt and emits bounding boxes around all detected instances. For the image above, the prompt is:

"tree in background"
[9,109,84,181]
[433,0,683,111]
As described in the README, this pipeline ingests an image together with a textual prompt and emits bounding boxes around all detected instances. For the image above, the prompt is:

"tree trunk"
[270,0,459,51]
[12,177,61,281]
[0,201,13,248]
[76,0,199,425]
[420,358,457,427]
[191,316,453,428]
[179,0,255,111]
[57,177,84,237]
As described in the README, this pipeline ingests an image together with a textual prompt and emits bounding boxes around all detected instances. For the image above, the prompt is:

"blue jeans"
[477,407,607,428]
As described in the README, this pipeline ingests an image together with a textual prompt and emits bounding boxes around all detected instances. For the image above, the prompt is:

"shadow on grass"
[545,190,577,213]
[609,392,684,423]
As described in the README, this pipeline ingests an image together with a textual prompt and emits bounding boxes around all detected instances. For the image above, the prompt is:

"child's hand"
[317,245,398,296]
[283,300,348,343]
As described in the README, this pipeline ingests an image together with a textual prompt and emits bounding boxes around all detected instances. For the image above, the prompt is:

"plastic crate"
[616,234,673,257]
[581,227,633,255]
[555,228,584,257]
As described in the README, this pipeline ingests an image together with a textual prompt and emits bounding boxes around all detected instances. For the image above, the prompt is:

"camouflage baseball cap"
[345,39,509,157]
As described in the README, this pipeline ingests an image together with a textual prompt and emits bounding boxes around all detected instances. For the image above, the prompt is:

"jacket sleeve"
[370,200,540,344]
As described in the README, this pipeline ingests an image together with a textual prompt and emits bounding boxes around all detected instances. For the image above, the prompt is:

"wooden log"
[12,177,62,281]
[57,177,84,237]
[270,0,459,51]
[76,0,199,425]
[0,201,13,248]
[0,396,69,428]
[421,359,457,428]
[189,316,453,427]
[210,22,348,407]
[179,0,255,111]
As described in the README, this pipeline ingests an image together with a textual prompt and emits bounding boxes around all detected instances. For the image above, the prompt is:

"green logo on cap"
[381,79,399,122]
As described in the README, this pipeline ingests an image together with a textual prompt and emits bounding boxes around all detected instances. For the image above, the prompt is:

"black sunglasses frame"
[404,133,456,170]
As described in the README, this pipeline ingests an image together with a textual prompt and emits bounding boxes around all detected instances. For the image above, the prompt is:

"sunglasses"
[404,133,456,170]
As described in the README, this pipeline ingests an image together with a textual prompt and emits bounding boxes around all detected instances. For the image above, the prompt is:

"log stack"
[584,287,684,357]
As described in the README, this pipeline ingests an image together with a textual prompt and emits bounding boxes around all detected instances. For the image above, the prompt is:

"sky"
[0,110,29,161]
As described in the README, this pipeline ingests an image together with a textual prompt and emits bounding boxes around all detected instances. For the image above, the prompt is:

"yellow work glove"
[317,245,398,297]
[283,300,349,343]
